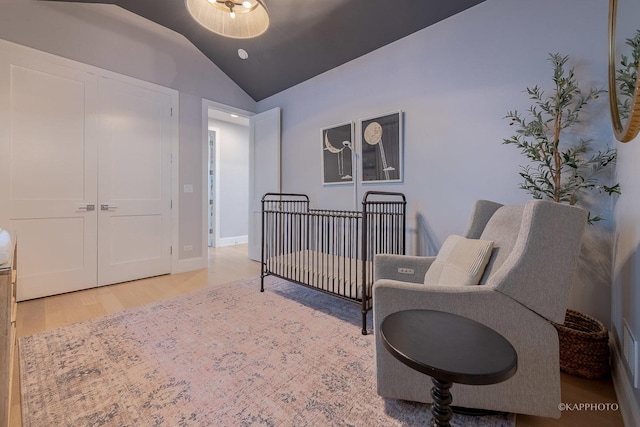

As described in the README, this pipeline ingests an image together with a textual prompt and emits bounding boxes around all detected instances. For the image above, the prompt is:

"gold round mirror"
[609,0,640,142]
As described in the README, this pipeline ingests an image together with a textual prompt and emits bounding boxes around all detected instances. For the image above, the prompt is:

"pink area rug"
[19,276,515,426]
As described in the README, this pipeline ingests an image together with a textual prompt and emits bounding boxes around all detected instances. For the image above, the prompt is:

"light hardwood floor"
[10,245,625,426]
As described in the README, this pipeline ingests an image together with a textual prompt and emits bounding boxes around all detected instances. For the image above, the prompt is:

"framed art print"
[321,121,354,185]
[360,111,403,183]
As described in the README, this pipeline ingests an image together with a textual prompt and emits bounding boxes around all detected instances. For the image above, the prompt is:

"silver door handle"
[100,204,118,211]
[77,204,95,211]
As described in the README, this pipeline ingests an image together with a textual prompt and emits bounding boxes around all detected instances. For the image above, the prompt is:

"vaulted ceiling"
[38,0,486,101]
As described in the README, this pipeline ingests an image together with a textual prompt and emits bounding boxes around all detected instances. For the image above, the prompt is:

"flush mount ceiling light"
[185,0,269,39]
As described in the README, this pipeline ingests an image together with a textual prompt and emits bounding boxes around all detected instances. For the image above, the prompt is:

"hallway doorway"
[206,106,250,248]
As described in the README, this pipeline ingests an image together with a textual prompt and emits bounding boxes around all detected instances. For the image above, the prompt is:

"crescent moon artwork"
[360,111,402,183]
[321,122,353,185]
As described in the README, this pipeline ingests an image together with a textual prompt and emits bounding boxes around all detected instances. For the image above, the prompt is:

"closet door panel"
[3,53,99,301]
[97,77,172,286]
[10,67,86,201]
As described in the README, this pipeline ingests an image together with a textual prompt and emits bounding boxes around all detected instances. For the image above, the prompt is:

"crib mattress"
[265,250,372,299]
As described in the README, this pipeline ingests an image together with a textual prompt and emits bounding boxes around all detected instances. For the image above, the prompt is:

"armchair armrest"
[372,281,538,336]
[374,254,435,284]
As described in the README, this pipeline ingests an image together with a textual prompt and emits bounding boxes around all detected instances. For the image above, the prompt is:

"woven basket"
[552,309,610,379]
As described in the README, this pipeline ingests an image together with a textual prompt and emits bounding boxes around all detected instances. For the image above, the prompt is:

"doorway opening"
[203,102,251,252]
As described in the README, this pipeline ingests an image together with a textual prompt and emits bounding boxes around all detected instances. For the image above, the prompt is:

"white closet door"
[97,77,172,286]
[248,107,281,261]
[2,52,99,301]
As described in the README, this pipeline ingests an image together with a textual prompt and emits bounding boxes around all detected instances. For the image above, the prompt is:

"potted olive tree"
[503,53,618,379]
[504,53,620,223]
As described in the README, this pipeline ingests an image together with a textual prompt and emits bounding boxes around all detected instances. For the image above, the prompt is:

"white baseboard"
[217,235,248,247]
[612,338,640,427]
[175,256,207,273]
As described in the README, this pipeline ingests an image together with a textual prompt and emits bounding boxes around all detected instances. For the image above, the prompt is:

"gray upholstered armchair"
[373,199,588,418]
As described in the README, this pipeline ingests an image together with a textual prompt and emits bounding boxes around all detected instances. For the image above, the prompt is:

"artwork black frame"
[321,122,354,185]
[360,111,403,183]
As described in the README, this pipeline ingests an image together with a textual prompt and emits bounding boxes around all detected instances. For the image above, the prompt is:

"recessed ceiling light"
[230,114,239,118]
[238,48,249,60]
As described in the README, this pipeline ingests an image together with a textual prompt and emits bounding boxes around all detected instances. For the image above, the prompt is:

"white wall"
[612,127,640,423]
[0,0,256,263]
[208,119,250,242]
[257,0,615,321]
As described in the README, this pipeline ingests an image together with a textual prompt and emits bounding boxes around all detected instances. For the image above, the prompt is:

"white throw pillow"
[424,234,493,286]
[0,229,12,266]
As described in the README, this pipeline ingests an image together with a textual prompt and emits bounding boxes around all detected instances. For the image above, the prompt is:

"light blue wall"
[258,0,615,322]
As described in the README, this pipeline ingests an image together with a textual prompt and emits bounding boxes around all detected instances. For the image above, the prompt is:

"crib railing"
[260,191,406,334]
[361,191,407,322]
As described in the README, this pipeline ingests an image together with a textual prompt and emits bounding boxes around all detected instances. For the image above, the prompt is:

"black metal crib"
[260,191,406,334]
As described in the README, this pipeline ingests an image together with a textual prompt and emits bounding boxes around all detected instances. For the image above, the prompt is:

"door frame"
[200,99,254,259]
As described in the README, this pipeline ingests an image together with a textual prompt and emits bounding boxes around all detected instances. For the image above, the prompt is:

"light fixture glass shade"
[185,0,269,39]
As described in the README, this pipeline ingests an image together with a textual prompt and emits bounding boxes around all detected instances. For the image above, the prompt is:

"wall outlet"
[398,267,414,275]
[183,245,193,252]
[183,184,193,193]
[623,321,639,388]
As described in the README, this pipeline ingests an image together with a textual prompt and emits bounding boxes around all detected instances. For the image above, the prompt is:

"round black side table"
[380,309,518,427]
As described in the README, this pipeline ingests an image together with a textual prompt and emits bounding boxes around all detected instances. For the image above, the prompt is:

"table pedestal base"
[380,311,518,427]
[430,377,453,427]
